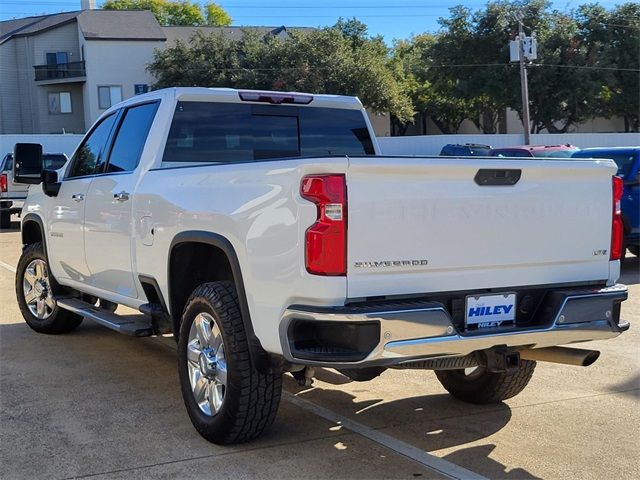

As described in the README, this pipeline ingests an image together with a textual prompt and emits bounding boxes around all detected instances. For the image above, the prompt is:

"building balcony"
[34,61,86,84]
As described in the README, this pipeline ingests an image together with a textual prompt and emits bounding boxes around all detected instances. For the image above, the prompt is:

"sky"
[0,0,625,42]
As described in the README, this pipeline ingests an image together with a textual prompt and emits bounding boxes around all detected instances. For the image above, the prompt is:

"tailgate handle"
[475,169,521,186]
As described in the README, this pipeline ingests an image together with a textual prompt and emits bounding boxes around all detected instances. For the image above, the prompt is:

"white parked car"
[12,87,628,444]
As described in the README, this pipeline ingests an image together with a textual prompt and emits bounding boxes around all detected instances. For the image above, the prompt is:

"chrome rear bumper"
[281,284,629,368]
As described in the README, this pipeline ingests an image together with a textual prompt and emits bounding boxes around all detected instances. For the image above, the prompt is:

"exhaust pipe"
[519,346,600,367]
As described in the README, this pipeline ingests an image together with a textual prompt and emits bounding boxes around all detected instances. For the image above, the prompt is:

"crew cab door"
[84,101,159,298]
[47,113,118,282]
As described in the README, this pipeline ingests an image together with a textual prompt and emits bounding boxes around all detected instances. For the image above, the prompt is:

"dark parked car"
[489,145,579,158]
[572,147,640,258]
[439,143,492,156]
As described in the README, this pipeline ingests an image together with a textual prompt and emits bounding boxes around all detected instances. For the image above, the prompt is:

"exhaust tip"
[582,350,600,367]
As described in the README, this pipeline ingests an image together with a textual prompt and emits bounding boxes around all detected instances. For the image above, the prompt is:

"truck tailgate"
[346,156,617,299]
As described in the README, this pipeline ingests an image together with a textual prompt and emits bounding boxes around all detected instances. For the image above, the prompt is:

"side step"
[56,298,154,337]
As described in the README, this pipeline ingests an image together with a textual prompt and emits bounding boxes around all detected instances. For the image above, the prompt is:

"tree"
[102,0,232,26]
[205,2,232,26]
[392,0,635,134]
[595,3,640,132]
[147,20,413,122]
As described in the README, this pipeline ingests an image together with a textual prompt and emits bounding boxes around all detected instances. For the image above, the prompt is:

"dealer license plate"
[465,293,516,329]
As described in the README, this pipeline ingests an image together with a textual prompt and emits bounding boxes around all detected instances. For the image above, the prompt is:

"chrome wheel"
[187,312,227,416]
[23,259,55,320]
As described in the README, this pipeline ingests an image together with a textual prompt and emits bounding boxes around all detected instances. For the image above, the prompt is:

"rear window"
[2,154,12,171]
[491,149,532,157]
[43,154,67,170]
[572,152,637,178]
[162,102,374,164]
[1,154,65,171]
[532,148,578,158]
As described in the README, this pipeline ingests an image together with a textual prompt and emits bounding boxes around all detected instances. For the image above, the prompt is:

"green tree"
[147,20,413,122]
[596,3,640,132]
[392,0,633,134]
[102,0,232,26]
[205,2,232,26]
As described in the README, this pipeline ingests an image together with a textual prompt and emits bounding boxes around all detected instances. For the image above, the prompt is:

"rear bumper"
[280,284,629,368]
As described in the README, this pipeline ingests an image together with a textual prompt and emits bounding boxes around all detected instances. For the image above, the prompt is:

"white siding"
[81,39,163,130]
[0,40,21,133]
[0,21,85,134]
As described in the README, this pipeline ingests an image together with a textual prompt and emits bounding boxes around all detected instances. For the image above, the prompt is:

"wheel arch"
[21,213,47,255]
[168,231,272,372]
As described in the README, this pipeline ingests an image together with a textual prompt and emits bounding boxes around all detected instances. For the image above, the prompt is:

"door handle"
[71,193,85,202]
[114,191,130,202]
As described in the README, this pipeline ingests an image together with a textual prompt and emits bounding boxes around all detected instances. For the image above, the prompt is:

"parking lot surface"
[1,219,639,479]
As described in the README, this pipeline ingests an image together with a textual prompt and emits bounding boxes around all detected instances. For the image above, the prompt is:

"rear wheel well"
[169,242,234,335]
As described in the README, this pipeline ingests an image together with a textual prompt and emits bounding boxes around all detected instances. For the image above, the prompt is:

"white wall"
[377,133,640,156]
[3,131,639,160]
[0,134,84,157]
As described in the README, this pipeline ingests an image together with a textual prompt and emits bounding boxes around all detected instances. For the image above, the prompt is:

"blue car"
[572,147,640,258]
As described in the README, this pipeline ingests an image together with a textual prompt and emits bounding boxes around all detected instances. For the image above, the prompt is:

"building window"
[48,92,72,114]
[98,85,122,109]
[134,84,149,95]
[46,52,69,65]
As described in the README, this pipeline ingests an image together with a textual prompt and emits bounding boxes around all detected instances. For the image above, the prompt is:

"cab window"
[105,102,159,173]
[67,113,117,178]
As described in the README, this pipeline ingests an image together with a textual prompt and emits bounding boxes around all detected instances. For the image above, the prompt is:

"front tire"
[15,242,83,334]
[435,360,536,404]
[178,281,282,444]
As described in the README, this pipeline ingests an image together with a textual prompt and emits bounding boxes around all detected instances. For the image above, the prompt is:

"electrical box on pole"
[509,36,537,62]
[510,24,534,145]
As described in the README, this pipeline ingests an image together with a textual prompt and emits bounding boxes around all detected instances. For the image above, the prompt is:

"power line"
[531,63,640,72]
[7,63,635,73]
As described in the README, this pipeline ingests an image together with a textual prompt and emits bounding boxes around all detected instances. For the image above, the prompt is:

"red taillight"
[0,173,7,193]
[301,174,347,276]
[610,175,624,260]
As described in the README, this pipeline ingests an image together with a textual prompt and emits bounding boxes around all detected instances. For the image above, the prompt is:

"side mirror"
[13,143,43,184]
[42,169,61,197]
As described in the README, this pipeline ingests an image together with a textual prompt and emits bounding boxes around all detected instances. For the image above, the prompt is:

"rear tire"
[178,281,282,444]
[435,360,536,404]
[15,242,83,334]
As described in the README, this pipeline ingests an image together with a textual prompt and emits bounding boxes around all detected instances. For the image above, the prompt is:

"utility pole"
[517,18,531,145]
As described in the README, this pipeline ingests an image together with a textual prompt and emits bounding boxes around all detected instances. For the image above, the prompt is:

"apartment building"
[0,5,165,134]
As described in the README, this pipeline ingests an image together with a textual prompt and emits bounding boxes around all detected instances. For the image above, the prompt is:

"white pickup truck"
[13,87,629,445]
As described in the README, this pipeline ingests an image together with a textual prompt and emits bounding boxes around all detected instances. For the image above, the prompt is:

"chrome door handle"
[114,191,130,202]
[71,193,85,202]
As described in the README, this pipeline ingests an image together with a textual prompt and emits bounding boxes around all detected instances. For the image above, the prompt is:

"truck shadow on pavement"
[284,371,541,479]
[620,255,639,285]
[0,319,540,479]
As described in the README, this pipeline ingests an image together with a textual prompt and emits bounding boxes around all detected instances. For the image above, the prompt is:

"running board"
[56,298,154,337]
